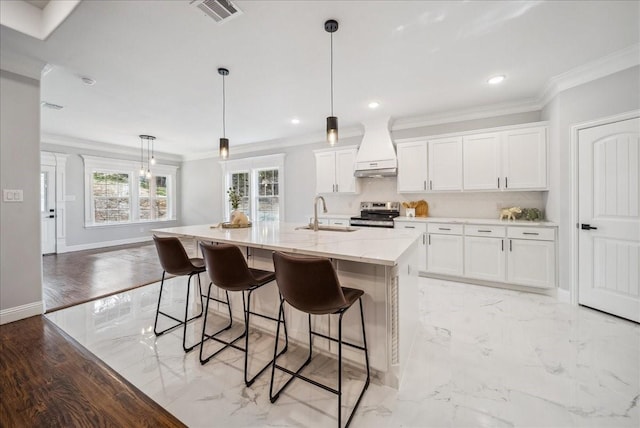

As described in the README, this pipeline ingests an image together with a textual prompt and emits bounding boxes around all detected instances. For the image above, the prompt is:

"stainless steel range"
[349,202,400,228]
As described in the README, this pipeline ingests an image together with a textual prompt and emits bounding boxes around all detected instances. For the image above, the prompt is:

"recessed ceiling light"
[368,101,380,109]
[81,76,96,86]
[291,118,300,124]
[487,75,506,85]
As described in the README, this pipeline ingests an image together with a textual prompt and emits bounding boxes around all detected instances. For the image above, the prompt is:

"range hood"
[354,117,397,178]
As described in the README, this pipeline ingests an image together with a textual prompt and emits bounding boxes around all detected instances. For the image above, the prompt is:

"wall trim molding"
[59,235,153,254]
[0,301,44,325]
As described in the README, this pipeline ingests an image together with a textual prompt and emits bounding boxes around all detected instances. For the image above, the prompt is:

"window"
[82,156,177,227]
[221,154,285,222]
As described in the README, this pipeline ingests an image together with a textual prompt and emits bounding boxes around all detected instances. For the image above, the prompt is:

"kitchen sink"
[296,224,358,232]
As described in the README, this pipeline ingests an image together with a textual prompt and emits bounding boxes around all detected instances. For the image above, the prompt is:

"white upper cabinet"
[397,141,428,192]
[502,127,547,190]
[463,132,501,190]
[462,125,547,191]
[428,136,462,191]
[314,147,358,194]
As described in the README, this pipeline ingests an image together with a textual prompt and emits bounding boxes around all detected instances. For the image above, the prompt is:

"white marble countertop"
[153,222,422,266]
[394,217,558,227]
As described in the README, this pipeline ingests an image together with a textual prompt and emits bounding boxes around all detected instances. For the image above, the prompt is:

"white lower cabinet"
[426,224,464,276]
[418,222,556,290]
[395,221,427,271]
[506,227,556,288]
[464,224,506,282]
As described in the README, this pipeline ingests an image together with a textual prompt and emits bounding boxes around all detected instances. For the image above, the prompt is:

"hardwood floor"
[0,315,185,427]
[43,242,164,312]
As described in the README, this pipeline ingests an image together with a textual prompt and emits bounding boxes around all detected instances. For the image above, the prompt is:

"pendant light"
[139,135,155,178]
[150,136,156,165]
[325,19,338,146]
[218,67,230,159]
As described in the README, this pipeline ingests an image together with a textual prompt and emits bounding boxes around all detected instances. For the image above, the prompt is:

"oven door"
[349,217,395,228]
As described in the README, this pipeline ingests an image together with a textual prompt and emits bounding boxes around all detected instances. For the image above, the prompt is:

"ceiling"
[1,1,638,157]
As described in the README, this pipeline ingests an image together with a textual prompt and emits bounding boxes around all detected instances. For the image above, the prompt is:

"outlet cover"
[3,189,23,202]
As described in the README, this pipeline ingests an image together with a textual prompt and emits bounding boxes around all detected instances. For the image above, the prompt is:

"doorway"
[576,114,639,322]
[41,165,56,254]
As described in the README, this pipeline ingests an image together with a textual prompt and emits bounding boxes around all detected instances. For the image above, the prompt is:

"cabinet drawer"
[508,227,555,241]
[427,223,463,235]
[464,224,506,237]
[395,221,427,233]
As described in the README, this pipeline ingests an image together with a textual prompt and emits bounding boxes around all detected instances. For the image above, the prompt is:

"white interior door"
[578,117,639,322]
[41,165,56,254]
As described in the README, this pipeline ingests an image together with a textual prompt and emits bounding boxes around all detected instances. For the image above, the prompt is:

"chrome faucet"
[313,195,328,231]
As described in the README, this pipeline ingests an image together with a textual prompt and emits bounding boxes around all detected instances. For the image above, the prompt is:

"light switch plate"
[3,189,23,202]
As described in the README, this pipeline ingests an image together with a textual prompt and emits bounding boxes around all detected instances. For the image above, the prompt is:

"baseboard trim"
[58,236,152,253]
[0,301,44,325]
[556,288,571,304]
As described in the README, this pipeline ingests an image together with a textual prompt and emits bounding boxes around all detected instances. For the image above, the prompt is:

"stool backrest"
[272,251,347,314]
[153,235,192,275]
[200,242,255,290]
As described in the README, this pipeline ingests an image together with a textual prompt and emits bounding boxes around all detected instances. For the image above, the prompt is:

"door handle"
[581,223,598,230]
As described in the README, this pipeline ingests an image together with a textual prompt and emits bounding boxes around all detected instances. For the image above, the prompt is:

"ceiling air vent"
[190,0,242,24]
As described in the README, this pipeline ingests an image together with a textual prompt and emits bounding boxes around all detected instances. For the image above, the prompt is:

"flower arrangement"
[227,187,241,210]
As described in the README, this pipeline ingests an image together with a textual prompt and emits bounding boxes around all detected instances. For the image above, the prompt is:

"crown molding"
[41,133,183,163]
[538,43,640,107]
[181,126,364,162]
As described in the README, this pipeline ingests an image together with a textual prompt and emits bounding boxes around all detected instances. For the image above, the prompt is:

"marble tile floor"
[45,277,639,427]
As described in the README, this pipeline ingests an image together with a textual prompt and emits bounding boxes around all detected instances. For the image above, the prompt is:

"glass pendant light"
[139,135,145,176]
[219,67,230,159]
[325,19,338,146]
[139,135,155,178]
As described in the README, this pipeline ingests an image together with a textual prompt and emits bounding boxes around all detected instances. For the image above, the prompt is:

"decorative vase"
[230,209,241,223]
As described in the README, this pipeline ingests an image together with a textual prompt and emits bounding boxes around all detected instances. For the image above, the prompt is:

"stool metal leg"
[199,283,238,364]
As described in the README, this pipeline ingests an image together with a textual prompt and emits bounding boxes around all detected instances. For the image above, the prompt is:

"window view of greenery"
[92,172,130,223]
[257,169,279,221]
[139,175,168,220]
[231,172,250,213]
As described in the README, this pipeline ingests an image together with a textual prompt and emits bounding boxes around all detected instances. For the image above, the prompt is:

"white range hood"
[354,117,397,178]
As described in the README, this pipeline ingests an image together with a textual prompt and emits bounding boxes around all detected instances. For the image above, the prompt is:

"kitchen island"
[153,222,421,388]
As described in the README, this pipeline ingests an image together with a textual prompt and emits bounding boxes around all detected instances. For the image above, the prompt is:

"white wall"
[40,142,182,250]
[542,65,640,292]
[0,70,43,322]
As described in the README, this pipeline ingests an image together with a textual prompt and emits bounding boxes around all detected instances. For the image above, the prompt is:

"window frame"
[82,155,178,228]
[220,153,285,222]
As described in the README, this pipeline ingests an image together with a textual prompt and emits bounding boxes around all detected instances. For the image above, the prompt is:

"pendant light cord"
[330,31,334,116]
[222,74,226,138]
[140,136,143,168]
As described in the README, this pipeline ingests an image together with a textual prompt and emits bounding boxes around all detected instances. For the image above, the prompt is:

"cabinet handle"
[478,230,492,233]
[509,239,512,252]
[438,227,451,231]
[334,222,343,225]
[497,177,500,188]
[430,180,433,190]
[424,180,426,190]
[405,226,415,229]
[501,239,504,251]
[505,177,508,188]
[335,184,338,192]
[369,162,378,167]
[522,232,539,235]
[423,234,426,245]
[428,235,431,245]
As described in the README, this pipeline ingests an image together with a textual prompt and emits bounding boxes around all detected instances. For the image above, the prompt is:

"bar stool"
[152,235,206,353]
[199,242,289,387]
[270,251,370,428]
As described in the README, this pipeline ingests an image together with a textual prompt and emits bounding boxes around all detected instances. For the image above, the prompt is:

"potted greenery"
[227,187,241,220]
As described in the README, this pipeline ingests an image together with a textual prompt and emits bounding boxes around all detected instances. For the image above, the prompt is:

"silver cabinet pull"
[423,234,426,245]
[497,177,500,188]
[430,180,433,190]
[478,230,492,233]
[405,226,415,229]
[509,239,512,251]
[438,227,451,231]
[522,232,539,235]
[423,180,426,190]
[428,235,431,245]
[505,177,508,188]
[335,184,338,192]
[501,239,504,251]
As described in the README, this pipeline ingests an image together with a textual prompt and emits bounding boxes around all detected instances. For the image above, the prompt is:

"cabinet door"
[396,221,427,271]
[427,233,463,275]
[428,137,462,191]
[502,127,547,190]
[397,142,428,192]
[463,133,501,190]
[315,151,336,194]
[507,239,555,288]
[334,149,357,193]
[464,236,505,282]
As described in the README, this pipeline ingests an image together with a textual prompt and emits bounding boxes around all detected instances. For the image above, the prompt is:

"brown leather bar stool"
[199,242,288,387]
[152,235,206,353]
[270,251,370,428]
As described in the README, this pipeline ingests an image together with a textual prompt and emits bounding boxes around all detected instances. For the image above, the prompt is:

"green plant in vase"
[227,187,240,211]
